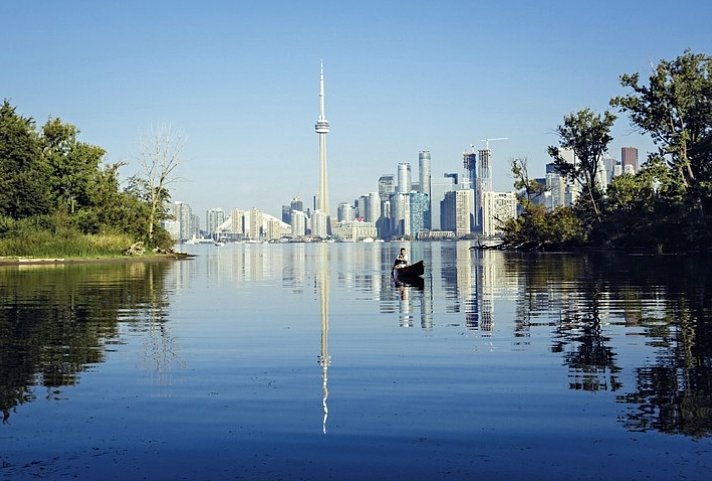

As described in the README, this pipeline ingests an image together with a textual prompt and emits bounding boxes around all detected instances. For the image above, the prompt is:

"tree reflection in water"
[0,261,173,423]
[507,253,712,437]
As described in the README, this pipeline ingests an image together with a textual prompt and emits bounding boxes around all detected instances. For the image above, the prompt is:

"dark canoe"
[392,260,424,278]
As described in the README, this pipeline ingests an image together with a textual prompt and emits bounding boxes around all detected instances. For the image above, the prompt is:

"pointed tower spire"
[315,60,330,219]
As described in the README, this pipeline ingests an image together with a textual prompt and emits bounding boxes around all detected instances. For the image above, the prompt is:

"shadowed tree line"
[506,253,712,437]
[0,100,177,255]
[503,50,712,253]
[0,262,171,423]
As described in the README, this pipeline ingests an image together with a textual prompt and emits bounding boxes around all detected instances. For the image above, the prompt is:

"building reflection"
[191,242,712,438]
[316,243,330,434]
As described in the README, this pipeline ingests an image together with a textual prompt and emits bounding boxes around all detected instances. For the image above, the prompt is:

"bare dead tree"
[137,124,185,245]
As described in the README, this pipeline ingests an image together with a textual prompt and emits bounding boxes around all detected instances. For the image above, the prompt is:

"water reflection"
[3,243,712,442]
[503,253,712,437]
[316,243,330,434]
[0,261,174,422]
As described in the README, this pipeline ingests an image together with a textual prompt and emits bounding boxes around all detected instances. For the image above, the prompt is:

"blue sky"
[3,0,712,221]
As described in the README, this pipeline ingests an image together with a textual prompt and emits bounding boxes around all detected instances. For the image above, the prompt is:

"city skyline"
[3,1,712,218]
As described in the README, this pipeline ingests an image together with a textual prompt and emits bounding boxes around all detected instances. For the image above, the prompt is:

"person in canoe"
[393,247,408,270]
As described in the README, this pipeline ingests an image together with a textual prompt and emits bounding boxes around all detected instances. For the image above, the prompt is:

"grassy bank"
[0,217,139,259]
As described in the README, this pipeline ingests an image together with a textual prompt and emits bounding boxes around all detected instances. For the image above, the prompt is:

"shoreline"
[0,252,194,266]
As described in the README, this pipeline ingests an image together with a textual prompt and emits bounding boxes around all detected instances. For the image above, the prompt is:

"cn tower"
[315,60,330,215]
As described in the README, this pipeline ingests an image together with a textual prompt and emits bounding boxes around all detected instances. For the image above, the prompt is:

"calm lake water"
[1,241,712,480]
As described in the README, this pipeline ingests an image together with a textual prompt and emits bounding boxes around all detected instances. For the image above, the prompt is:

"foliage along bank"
[502,50,712,254]
[0,101,173,258]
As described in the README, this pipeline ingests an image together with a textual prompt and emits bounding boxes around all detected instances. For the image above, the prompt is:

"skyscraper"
[397,162,412,193]
[621,147,638,173]
[418,151,432,230]
[315,61,330,216]
[462,150,477,189]
[431,174,456,230]
[206,208,225,237]
[378,175,395,201]
[463,150,478,231]
[418,151,431,198]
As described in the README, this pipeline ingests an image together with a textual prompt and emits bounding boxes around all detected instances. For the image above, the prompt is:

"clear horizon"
[3,0,711,220]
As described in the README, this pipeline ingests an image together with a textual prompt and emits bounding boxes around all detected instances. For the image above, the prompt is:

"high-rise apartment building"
[206,208,225,236]
[230,208,246,236]
[442,189,472,238]
[312,210,329,238]
[482,192,517,237]
[463,150,477,189]
[164,201,196,242]
[418,151,431,199]
[378,174,395,201]
[291,210,307,238]
[355,195,368,220]
[431,174,456,230]
[409,191,430,236]
[290,197,304,213]
[392,192,411,237]
[337,202,355,222]
[397,162,412,193]
[366,192,380,223]
[249,208,263,241]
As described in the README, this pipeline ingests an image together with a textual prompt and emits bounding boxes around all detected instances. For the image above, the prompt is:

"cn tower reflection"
[316,243,330,434]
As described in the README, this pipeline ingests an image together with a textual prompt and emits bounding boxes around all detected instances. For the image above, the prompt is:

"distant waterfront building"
[366,192,380,223]
[190,214,200,238]
[463,150,477,189]
[290,196,304,213]
[409,191,430,236]
[312,210,329,238]
[281,205,291,224]
[442,189,472,238]
[397,162,412,193]
[228,209,245,236]
[162,218,180,242]
[392,192,411,237]
[337,202,355,222]
[265,217,283,241]
[355,195,368,219]
[418,151,431,198]
[206,208,225,237]
[621,147,638,173]
[377,199,392,239]
[418,151,431,228]
[333,220,377,241]
[165,201,196,242]
[546,169,566,210]
[291,210,307,238]
[599,155,618,190]
[431,174,457,230]
[482,192,517,237]
[249,208,263,241]
[378,174,396,201]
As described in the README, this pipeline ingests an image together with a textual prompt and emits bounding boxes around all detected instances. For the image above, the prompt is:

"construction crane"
[480,137,509,151]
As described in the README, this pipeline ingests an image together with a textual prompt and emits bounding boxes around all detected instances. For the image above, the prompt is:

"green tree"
[611,50,712,191]
[502,157,586,249]
[611,50,712,247]
[548,108,617,225]
[0,100,51,219]
[40,117,105,214]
